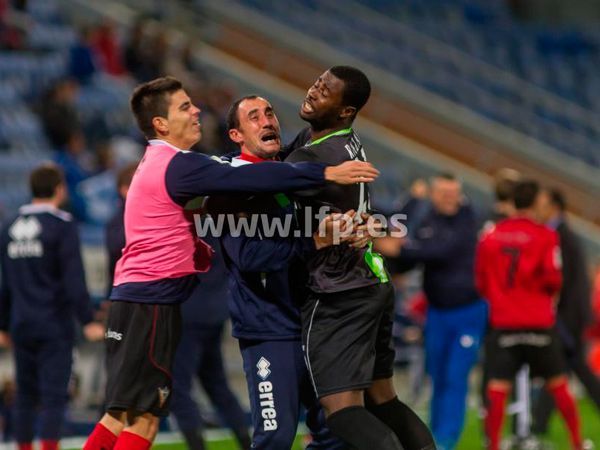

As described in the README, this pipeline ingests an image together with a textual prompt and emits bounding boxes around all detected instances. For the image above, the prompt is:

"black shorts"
[301,282,395,398]
[104,301,182,417]
[484,328,567,381]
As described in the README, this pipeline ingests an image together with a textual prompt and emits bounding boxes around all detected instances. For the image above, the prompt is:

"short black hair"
[513,179,539,210]
[30,163,64,199]
[130,76,183,139]
[494,168,522,202]
[549,188,566,211]
[226,95,259,131]
[329,66,371,116]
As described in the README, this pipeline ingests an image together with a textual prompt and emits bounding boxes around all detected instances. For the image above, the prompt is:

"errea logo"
[7,216,43,258]
[257,357,271,380]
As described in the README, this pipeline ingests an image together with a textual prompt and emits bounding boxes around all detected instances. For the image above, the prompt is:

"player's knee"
[127,413,159,440]
[367,378,396,404]
[320,390,363,416]
[546,374,568,390]
[487,379,512,393]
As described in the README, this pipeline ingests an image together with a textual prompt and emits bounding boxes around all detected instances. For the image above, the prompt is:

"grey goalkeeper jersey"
[285,127,387,293]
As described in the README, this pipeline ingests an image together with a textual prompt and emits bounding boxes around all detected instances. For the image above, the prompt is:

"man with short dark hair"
[533,187,600,437]
[476,180,583,450]
[105,162,251,450]
[83,76,379,450]
[0,163,105,450]
[216,94,347,449]
[286,66,435,450]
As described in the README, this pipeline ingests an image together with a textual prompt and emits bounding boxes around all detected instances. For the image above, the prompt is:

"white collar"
[148,139,191,153]
[231,157,252,167]
[19,203,72,221]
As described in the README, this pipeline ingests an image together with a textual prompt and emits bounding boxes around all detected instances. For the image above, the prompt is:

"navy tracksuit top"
[396,202,480,309]
[0,204,94,341]
[216,189,315,341]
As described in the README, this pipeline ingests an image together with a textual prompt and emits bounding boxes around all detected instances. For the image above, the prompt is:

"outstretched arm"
[166,152,378,205]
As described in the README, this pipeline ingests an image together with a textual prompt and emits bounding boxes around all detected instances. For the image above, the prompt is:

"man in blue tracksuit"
[212,95,345,449]
[395,173,487,450]
[0,164,105,450]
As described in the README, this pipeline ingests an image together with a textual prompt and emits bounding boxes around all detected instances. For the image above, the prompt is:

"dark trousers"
[239,338,345,450]
[13,337,72,442]
[170,323,247,435]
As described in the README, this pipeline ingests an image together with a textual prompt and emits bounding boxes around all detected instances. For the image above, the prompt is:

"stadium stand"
[185,0,600,227]
[226,0,600,168]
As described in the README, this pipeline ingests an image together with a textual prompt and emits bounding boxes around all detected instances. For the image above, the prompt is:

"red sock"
[549,381,582,449]
[18,443,33,450]
[83,423,118,450]
[485,386,508,450]
[114,431,152,450]
[41,440,59,450]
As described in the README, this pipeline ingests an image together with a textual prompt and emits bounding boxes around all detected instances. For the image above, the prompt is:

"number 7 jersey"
[475,216,562,329]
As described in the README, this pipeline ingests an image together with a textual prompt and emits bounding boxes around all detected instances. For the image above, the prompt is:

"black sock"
[326,406,405,450]
[180,428,206,450]
[367,396,436,450]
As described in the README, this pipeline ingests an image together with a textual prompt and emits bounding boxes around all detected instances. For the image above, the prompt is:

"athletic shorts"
[301,282,395,398]
[104,301,182,417]
[485,328,567,381]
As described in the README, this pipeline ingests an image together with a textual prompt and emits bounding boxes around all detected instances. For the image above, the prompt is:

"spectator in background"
[53,130,93,221]
[38,78,81,149]
[123,17,154,82]
[532,187,600,434]
[395,173,486,450]
[91,19,126,77]
[0,164,105,450]
[69,26,98,84]
[476,180,583,450]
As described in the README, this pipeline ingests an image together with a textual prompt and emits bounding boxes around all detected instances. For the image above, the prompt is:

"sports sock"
[41,440,59,450]
[83,423,118,450]
[326,406,405,450]
[549,381,582,449]
[17,443,33,450]
[114,431,152,450]
[367,396,435,450]
[485,386,508,450]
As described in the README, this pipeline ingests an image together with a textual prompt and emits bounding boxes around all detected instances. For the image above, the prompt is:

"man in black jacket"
[533,187,600,435]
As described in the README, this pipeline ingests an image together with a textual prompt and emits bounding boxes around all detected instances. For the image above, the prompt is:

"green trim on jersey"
[274,193,291,208]
[364,242,389,283]
[308,128,353,146]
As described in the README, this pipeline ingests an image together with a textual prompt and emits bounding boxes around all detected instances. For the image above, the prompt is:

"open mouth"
[261,132,279,144]
[302,99,315,113]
